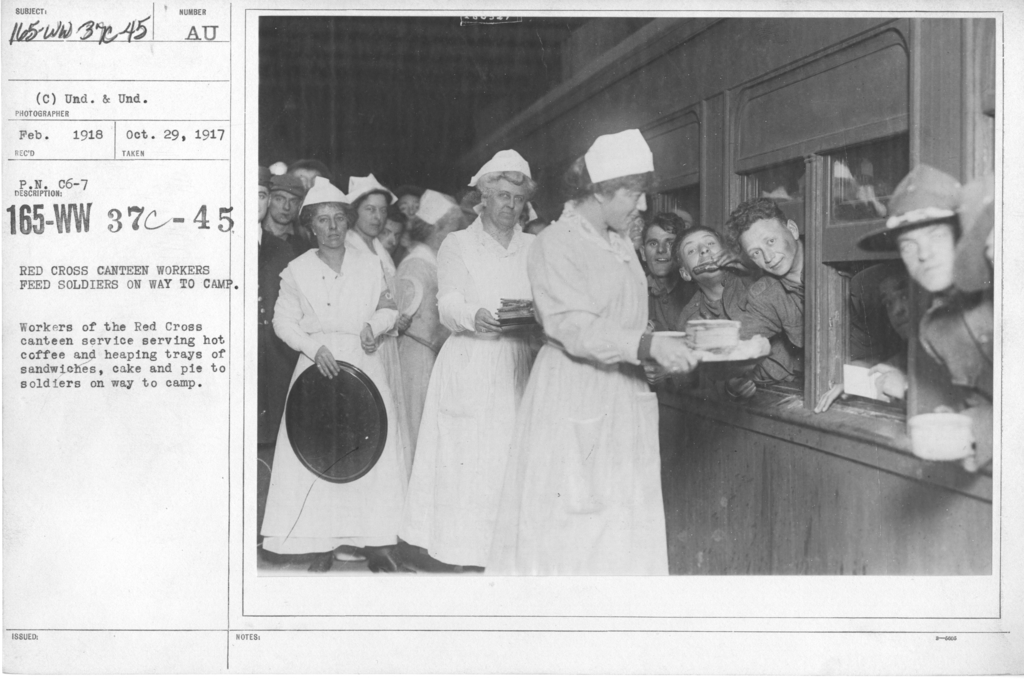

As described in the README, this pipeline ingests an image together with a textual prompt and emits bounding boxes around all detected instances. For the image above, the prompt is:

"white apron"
[261,249,406,554]
[399,220,537,567]
[489,204,668,575]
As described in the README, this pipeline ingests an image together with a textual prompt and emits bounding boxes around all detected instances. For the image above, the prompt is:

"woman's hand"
[395,313,412,334]
[870,364,908,401]
[314,345,341,379]
[643,361,669,385]
[474,308,501,334]
[360,324,382,354]
[814,383,845,413]
[650,335,700,374]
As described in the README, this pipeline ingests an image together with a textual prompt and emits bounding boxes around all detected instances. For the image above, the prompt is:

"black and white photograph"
[3,0,1020,672]
[254,14,995,577]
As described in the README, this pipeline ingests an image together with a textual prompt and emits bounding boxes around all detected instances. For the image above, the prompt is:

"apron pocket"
[564,415,607,515]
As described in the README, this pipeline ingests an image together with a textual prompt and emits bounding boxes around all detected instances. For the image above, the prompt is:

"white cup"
[907,412,974,461]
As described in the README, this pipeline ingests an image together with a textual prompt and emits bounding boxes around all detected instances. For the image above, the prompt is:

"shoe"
[307,551,334,572]
[364,545,400,573]
[333,545,367,562]
[452,565,485,574]
[392,543,426,572]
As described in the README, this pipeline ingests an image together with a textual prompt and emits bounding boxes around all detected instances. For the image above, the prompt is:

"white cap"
[526,202,539,222]
[269,161,289,176]
[469,149,531,187]
[348,173,397,205]
[300,176,348,211]
[584,129,654,184]
[415,189,457,225]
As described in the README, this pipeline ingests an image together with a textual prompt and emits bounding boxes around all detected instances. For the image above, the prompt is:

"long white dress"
[346,231,414,479]
[260,248,406,554]
[395,242,449,455]
[399,219,537,567]
[489,203,668,575]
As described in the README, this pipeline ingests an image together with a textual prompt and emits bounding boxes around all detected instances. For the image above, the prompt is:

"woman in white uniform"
[489,130,699,575]
[399,150,540,570]
[260,177,407,572]
[394,190,464,455]
[346,174,415,480]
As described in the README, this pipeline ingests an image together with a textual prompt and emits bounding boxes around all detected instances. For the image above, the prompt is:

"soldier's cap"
[258,166,272,189]
[858,164,961,252]
[954,173,995,293]
[269,173,306,198]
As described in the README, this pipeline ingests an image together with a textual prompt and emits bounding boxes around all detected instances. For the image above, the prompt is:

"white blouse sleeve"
[436,235,480,333]
[366,270,399,337]
[272,266,324,361]
[529,234,643,365]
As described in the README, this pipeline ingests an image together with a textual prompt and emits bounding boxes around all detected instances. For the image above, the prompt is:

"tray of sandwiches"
[497,298,539,331]
[654,319,770,362]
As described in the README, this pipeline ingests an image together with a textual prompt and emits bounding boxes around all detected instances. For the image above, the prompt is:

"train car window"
[728,159,809,394]
[745,159,805,231]
[829,136,909,224]
[813,134,911,415]
[821,134,909,262]
[651,184,700,225]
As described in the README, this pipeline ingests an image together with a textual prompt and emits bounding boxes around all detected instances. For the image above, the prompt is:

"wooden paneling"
[645,110,700,190]
[660,403,993,575]
[736,33,909,171]
[475,18,896,202]
[660,410,770,574]
[910,19,963,176]
[963,18,996,179]
[702,94,728,227]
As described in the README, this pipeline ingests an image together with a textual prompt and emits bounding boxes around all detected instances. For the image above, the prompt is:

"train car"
[461,17,997,575]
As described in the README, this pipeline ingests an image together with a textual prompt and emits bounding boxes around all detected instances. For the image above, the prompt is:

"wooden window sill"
[658,386,992,503]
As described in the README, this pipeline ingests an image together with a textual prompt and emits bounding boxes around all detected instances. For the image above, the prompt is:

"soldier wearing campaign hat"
[858,165,992,472]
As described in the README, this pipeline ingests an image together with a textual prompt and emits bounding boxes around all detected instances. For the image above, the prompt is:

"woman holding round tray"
[260,177,406,573]
[489,130,700,575]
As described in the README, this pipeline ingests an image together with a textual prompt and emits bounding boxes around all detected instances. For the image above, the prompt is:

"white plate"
[694,335,771,362]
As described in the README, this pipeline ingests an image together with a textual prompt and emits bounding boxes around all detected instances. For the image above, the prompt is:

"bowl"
[907,413,974,461]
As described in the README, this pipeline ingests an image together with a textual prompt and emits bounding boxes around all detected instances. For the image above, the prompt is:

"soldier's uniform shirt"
[919,289,993,464]
[647,273,697,332]
[676,272,803,384]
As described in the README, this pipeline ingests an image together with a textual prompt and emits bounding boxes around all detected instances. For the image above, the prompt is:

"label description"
[18,318,227,390]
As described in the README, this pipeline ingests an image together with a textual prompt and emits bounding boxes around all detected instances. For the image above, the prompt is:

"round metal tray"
[284,361,388,483]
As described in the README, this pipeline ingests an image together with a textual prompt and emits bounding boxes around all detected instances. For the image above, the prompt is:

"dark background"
[256,14,643,571]
[259,16,599,194]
